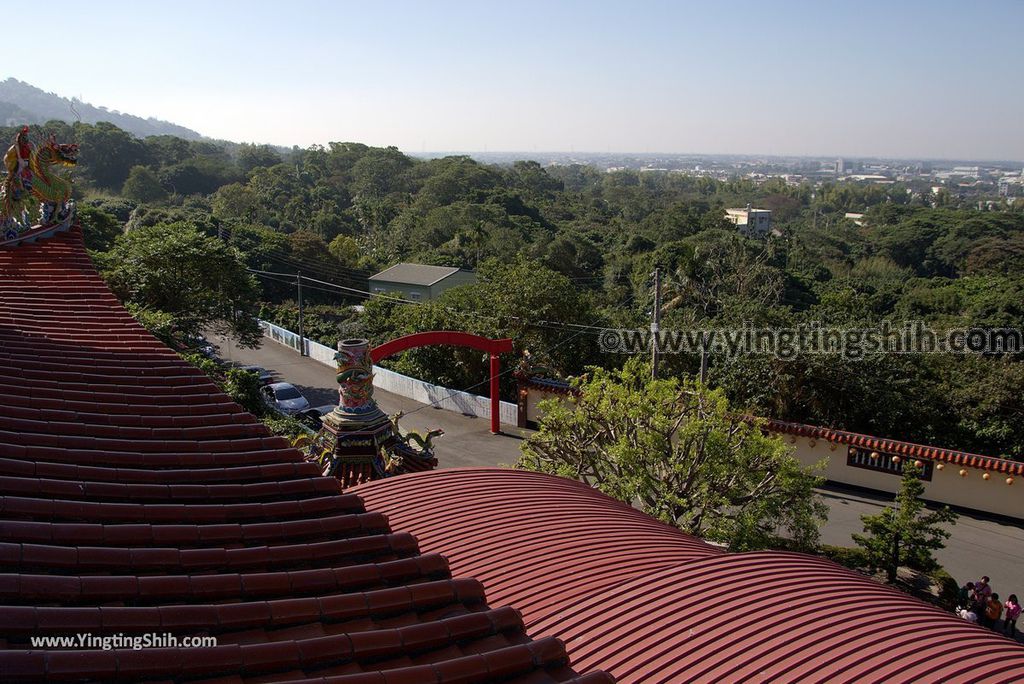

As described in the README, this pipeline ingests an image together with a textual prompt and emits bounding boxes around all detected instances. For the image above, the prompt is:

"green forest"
[11,120,1023,461]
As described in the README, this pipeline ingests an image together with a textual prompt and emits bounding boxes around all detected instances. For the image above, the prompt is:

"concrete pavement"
[214,334,527,470]
[216,334,1024,599]
[818,485,1024,601]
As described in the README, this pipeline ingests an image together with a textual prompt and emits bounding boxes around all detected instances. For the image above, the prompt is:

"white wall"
[259,321,517,425]
[521,381,1022,520]
[788,435,1022,519]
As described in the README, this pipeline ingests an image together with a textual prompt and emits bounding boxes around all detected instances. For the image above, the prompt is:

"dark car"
[296,405,335,430]
[236,365,275,385]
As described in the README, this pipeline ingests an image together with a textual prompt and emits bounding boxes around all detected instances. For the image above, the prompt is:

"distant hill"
[0,78,203,140]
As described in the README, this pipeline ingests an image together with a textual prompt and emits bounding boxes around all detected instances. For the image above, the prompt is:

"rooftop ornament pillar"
[310,338,439,488]
[333,338,385,424]
[310,338,396,487]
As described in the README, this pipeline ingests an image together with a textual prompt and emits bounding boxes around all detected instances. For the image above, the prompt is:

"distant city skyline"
[9,0,1024,160]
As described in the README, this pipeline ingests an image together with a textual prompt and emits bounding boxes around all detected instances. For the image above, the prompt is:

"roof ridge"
[0,215,75,250]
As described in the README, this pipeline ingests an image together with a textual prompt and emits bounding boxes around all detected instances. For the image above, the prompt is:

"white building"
[725,204,773,236]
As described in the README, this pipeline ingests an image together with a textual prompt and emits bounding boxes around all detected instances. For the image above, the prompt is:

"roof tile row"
[356,468,1024,684]
[0,226,606,682]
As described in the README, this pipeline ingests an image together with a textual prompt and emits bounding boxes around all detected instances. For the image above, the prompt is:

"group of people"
[957,576,1020,638]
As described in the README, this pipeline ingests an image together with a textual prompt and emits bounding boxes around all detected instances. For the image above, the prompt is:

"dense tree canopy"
[8,119,1020,459]
[96,223,262,347]
[518,359,827,551]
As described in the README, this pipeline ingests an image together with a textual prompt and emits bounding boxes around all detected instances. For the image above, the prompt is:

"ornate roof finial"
[2,127,78,240]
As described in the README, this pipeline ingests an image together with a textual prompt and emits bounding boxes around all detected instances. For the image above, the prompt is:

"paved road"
[216,335,1024,602]
[215,334,527,470]
[818,486,1024,601]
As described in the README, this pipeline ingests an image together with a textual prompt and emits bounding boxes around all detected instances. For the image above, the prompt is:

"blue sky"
[11,0,1024,159]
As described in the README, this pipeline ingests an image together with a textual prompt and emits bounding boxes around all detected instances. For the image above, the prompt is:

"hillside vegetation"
[6,120,1022,460]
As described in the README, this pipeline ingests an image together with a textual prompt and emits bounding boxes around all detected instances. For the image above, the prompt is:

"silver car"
[260,382,310,415]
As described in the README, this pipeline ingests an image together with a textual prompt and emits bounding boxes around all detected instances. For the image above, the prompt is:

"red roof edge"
[520,375,1023,476]
[758,417,1023,476]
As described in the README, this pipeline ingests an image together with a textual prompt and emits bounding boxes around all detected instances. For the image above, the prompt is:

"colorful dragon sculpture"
[389,410,445,453]
[1,127,78,238]
[334,340,375,411]
[385,411,442,475]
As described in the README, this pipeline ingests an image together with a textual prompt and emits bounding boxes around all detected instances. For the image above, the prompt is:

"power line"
[250,271,370,301]
[221,226,617,287]
[249,269,419,304]
[398,290,639,422]
[220,225,373,276]
[219,226,373,281]
[221,227,372,278]
[250,269,625,341]
[239,242,370,283]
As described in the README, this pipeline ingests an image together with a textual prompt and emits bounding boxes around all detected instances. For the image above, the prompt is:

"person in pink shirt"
[1004,594,1021,637]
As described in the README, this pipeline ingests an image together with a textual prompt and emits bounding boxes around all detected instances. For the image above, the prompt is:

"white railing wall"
[258,320,518,425]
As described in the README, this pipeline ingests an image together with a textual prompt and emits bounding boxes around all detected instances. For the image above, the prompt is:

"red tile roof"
[762,418,1024,476]
[0,226,611,684]
[355,468,1024,684]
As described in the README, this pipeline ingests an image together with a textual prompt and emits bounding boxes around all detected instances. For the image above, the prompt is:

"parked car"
[175,334,217,359]
[236,365,275,385]
[296,404,335,430]
[260,382,310,415]
[189,334,217,359]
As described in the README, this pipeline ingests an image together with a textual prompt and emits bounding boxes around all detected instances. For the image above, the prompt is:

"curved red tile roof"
[355,468,1024,684]
[0,226,611,684]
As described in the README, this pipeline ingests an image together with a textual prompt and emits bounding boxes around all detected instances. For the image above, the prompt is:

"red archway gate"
[371,332,514,434]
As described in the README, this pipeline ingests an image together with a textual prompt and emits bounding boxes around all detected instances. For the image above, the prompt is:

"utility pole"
[296,271,305,357]
[651,268,661,379]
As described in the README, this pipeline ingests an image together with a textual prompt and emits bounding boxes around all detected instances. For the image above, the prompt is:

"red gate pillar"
[490,353,500,434]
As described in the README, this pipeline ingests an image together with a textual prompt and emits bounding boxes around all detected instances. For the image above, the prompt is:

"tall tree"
[237,143,283,174]
[121,165,168,203]
[518,358,826,551]
[74,121,151,190]
[852,462,958,582]
[97,222,262,347]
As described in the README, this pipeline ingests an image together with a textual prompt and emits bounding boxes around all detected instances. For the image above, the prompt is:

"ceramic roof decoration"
[1,127,78,240]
